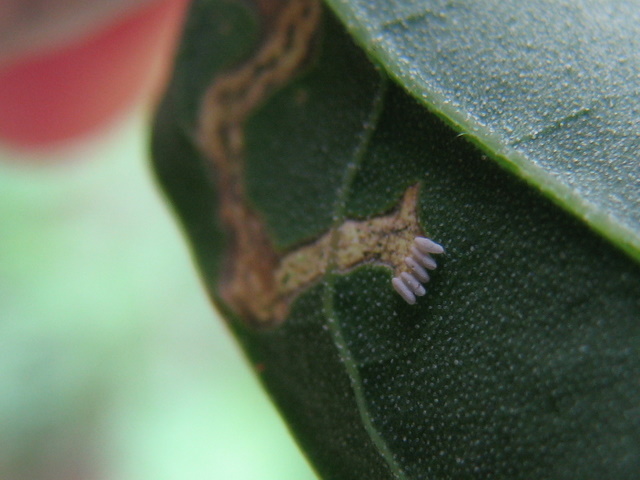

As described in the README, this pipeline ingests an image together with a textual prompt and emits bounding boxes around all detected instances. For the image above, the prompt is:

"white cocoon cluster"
[392,237,444,304]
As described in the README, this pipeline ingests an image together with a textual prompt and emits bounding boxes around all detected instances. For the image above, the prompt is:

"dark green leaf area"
[231,284,395,480]
[151,90,225,288]
[172,0,259,128]
[244,14,384,249]
[326,0,640,260]
[152,2,640,479]
[331,87,640,479]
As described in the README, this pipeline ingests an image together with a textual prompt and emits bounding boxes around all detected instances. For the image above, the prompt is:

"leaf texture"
[325,0,640,261]
[152,1,640,478]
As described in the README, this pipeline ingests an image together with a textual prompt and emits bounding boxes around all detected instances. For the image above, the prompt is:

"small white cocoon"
[414,237,445,255]
[401,272,426,296]
[411,245,438,270]
[392,237,444,305]
[392,277,416,305]
[405,256,430,283]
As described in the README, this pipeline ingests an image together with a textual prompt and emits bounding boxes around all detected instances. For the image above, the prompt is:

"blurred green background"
[0,111,317,480]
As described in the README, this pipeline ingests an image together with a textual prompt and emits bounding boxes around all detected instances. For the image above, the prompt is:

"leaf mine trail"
[197,0,426,327]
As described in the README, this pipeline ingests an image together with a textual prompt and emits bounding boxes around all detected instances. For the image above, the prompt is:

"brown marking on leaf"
[197,0,322,327]
[276,185,424,293]
[196,0,426,328]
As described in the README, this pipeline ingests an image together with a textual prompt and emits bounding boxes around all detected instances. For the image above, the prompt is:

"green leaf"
[151,1,640,479]
[325,0,640,262]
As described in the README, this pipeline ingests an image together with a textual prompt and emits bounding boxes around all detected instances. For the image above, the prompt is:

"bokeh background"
[0,114,319,480]
[0,0,317,478]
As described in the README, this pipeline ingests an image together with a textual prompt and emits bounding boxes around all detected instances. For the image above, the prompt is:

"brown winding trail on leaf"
[197,0,423,327]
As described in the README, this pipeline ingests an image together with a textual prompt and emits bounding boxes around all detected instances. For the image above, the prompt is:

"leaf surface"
[326,0,640,261]
[151,1,640,479]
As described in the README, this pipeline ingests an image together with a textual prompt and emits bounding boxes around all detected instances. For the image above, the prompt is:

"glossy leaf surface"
[152,1,640,479]
[325,0,640,261]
